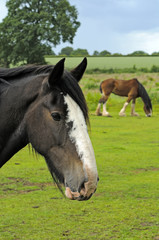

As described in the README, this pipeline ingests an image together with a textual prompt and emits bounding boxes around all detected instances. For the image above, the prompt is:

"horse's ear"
[71,57,87,82]
[48,58,65,87]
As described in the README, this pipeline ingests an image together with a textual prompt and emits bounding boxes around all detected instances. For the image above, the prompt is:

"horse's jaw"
[45,145,98,201]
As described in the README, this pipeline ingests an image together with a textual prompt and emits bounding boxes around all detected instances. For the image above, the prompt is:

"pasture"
[1,112,159,239]
[1,69,159,239]
[1,75,159,239]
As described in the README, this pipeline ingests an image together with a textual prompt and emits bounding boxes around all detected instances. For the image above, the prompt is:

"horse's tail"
[136,79,152,111]
[99,82,103,93]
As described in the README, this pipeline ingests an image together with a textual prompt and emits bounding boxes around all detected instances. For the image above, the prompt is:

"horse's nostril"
[97,176,99,182]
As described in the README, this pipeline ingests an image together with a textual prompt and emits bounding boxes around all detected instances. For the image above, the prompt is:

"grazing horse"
[0,58,98,201]
[96,78,152,117]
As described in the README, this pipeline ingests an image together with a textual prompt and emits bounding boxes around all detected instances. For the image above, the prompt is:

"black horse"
[0,58,98,201]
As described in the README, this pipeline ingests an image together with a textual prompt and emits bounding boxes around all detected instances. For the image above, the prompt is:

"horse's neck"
[0,76,42,128]
[0,76,43,168]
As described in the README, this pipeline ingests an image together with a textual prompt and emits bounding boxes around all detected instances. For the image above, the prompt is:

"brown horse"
[96,78,152,117]
[0,58,98,201]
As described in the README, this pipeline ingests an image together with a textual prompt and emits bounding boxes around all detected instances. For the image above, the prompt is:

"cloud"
[124,30,159,54]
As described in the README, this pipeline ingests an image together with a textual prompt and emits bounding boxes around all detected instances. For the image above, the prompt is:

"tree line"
[55,48,159,57]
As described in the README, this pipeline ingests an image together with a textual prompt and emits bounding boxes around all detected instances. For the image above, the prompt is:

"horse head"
[25,58,98,200]
[143,104,152,117]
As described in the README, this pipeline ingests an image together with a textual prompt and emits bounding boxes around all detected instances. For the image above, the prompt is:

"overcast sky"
[1,0,159,55]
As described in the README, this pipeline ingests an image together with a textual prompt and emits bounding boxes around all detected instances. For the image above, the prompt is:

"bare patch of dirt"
[133,167,159,174]
[0,177,56,196]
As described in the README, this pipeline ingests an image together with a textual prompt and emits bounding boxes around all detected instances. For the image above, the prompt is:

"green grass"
[1,104,159,239]
[1,72,159,239]
[45,56,159,70]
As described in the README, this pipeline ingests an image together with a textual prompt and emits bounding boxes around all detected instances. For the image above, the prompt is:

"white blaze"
[64,94,97,175]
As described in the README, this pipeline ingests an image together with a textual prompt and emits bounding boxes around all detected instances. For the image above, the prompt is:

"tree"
[99,50,111,56]
[112,53,123,56]
[59,47,74,56]
[0,0,80,67]
[71,48,89,56]
[93,50,99,56]
[128,51,149,56]
[152,52,159,56]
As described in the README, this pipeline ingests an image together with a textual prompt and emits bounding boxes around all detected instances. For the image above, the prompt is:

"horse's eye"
[51,112,61,121]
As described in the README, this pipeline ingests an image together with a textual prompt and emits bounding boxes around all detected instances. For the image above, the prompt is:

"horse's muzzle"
[65,177,98,201]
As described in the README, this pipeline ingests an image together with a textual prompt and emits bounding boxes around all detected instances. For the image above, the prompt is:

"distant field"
[45,56,159,70]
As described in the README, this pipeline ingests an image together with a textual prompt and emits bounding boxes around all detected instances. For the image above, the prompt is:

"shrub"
[151,65,159,72]
[86,92,101,111]
[148,76,154,81]
[149,92,159,103]
[84,83,98,90]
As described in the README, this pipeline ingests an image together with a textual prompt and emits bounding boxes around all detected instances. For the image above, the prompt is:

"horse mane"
[0,65,89,122]
[0,65,54,81]
[61,71,89,123]
[136,79,152,111]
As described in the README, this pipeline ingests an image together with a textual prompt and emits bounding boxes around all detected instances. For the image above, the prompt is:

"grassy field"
[1,107,159,239]
[1,72,159,239]
[45,56,159,70]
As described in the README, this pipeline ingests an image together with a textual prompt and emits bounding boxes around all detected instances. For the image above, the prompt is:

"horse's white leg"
[95,103,102,116]
[131,100,139,116]
[102,101,110,116]
[119,102,129,116]
[96,93,110,116]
